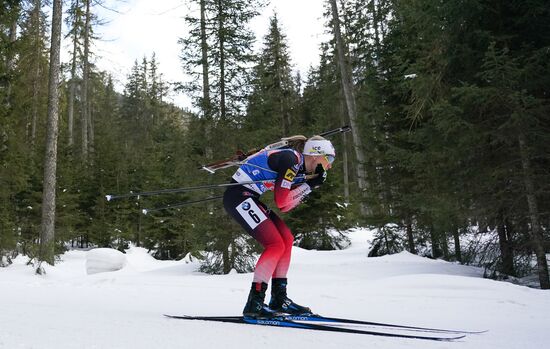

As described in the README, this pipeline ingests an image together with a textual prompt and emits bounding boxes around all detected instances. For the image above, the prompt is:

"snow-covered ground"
[1,228,549,349]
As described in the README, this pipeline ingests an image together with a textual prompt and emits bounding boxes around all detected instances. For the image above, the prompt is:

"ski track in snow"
[1,228,549,349]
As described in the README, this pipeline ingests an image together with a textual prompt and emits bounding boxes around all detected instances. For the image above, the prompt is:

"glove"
[306,163,327,189]
[279,183,312,213]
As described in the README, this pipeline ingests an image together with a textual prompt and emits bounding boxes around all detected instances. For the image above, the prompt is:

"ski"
[283,314,487,335]
[165,314,485,335]
[164,314,466,341]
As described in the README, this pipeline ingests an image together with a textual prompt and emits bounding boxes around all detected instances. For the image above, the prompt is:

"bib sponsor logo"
[284,169,296,181]
[281,180,292,189]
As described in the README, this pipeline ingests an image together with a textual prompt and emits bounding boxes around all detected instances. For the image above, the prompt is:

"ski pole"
[142,195,224,215]
[106,172,318,201]
[105,179,275,201]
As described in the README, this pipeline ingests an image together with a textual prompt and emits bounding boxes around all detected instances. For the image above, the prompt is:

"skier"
[223,135,336,318]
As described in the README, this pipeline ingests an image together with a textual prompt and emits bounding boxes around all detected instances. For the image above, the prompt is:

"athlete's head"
[302,136,335,172]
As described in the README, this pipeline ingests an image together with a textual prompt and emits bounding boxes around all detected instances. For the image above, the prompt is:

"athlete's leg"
[266,212,311,315]
[250,220,285,284]
[223,187,286,284]
[223,187,288,317]
[270,211,294,279]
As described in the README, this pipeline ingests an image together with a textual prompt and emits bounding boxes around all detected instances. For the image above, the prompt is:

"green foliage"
[179,0,266,120]
[2,0,548,288]
[245,13,300,138]
[349,0,550,284]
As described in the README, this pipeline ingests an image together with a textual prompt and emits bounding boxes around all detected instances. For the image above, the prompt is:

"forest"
[0,0,549,289]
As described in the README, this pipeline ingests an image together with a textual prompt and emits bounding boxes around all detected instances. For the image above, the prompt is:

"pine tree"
[179,0,266,274]
[363,0,550,289]
[246,13,299,141]
[180,0,264,120]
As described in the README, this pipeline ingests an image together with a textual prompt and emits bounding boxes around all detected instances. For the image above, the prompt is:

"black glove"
[306,163,327,189]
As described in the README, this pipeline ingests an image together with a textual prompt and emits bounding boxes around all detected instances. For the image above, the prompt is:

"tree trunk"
[518,132,549,289]
[441,231,450,261]
[217,0,226,120]
[88,84,95,153]
[339,100,350,201]
[369,0,382,58]
[329,0,369,215]
[405,217,416,254]
[200,0,214,164]
[81,0,90,161]
[429,227,441,259]
[136,200,142,247]
[222,242,231,274]
[30,0,42,146]
[67,0,80,148]
[496,211,514,276]
[38,0,63,271]
[453,228,462,263]
[200,0,211,119]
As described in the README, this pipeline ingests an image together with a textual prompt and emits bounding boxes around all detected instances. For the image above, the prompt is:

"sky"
[80,0,329,110]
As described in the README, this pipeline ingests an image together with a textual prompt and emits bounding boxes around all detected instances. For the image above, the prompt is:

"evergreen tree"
[359,0,550,288]
[246,13,298,139]
[179,0,266,274]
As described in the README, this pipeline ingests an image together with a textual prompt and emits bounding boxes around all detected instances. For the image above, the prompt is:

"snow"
[1,227,549,349]
[86,248,127,275]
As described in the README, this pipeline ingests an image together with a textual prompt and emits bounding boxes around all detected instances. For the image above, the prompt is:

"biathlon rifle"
[200,125,351,173]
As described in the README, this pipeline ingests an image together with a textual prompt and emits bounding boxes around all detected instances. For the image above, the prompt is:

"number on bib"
[236,198,268,229]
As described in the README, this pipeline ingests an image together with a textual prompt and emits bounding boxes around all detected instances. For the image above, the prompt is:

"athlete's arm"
[268,151,311,213]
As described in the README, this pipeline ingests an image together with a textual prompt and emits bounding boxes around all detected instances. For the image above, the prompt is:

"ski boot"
[269,278,313,316]
[243,282,281,319]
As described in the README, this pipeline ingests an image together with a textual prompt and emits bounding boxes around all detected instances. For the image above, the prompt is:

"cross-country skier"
[223,135,336,318]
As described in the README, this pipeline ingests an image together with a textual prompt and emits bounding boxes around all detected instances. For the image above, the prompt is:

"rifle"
[199,125,351,173]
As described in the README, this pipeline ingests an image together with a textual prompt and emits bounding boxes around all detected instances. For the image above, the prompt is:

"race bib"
[236,198,268,230]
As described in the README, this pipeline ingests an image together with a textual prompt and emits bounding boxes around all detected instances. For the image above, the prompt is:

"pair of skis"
[164,313,486,341]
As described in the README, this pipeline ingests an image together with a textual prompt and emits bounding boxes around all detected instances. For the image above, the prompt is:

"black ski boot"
[269,278,313,316]
[243,282,280,319]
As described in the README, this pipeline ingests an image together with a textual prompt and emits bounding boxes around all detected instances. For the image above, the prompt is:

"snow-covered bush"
[86,248,127,274]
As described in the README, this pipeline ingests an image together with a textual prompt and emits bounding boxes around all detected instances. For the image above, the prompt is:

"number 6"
[248,209,261,223]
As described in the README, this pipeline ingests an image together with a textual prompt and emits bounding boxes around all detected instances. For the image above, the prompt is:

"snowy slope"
[1,228,549,349]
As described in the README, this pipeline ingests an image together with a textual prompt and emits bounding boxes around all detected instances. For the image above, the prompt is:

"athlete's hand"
[306,164,327,189]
